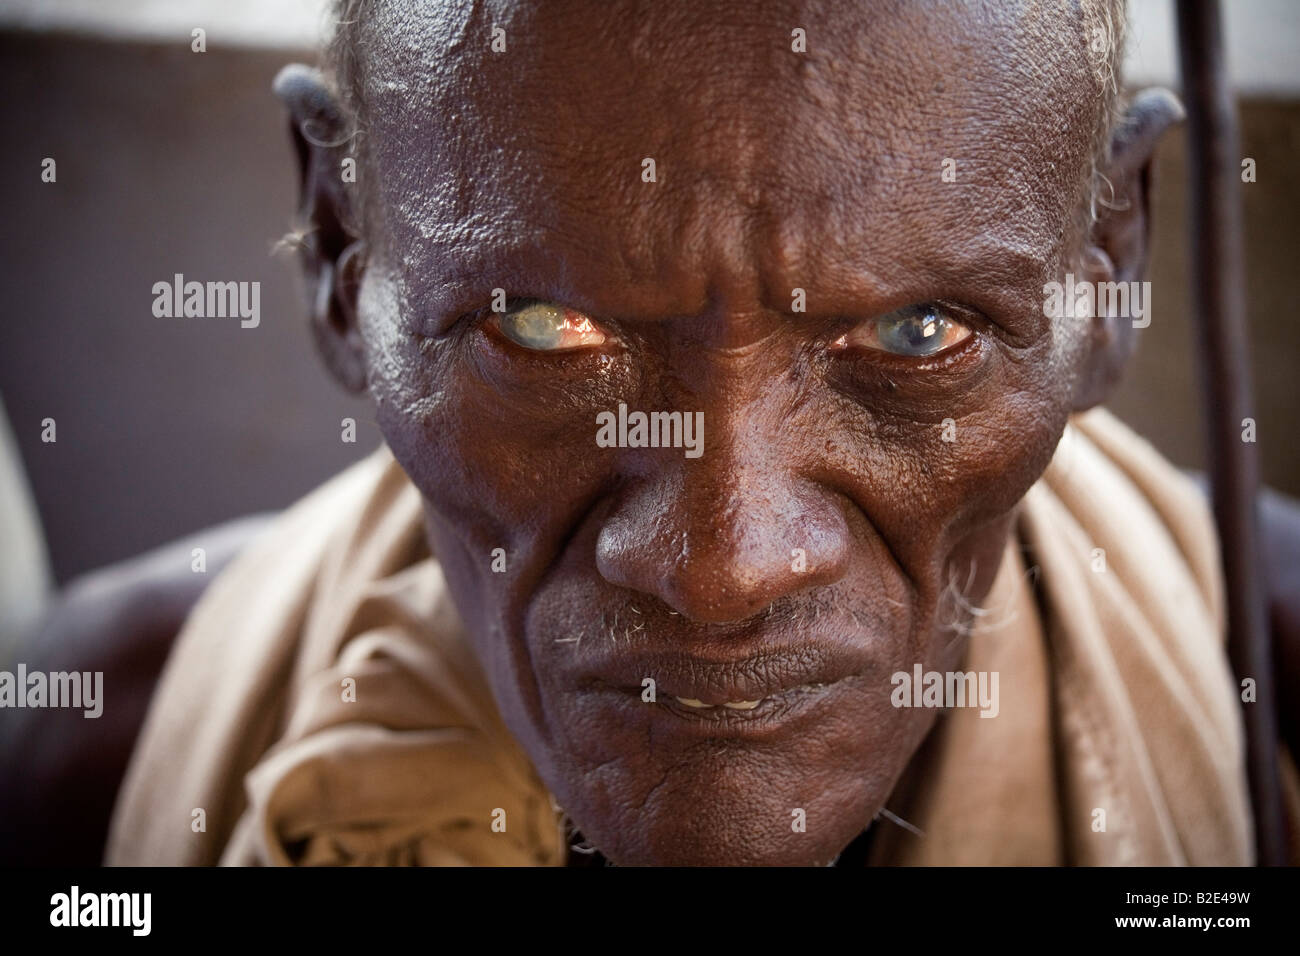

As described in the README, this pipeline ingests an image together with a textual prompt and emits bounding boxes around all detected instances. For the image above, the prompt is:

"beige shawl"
[106,408,1257,865]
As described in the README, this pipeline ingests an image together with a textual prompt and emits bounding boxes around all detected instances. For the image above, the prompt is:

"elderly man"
[4,0,1299,866]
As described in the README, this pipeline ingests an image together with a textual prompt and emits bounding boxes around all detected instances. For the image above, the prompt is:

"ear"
[273,63,368,393]
[1070,87,1185,411]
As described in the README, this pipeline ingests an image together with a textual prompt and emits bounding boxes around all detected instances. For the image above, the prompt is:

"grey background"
[0,34,375,583]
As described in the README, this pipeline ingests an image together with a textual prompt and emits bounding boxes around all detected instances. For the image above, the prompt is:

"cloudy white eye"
[836,304,972,358]
[491,301,607,351]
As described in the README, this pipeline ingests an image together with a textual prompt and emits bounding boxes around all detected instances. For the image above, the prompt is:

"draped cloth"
[106,408,1258,866]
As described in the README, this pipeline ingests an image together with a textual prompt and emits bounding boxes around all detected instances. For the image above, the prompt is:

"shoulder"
[0,514,272,864]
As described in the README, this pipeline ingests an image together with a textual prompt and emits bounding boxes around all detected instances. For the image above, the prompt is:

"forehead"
[356,0,1101,319]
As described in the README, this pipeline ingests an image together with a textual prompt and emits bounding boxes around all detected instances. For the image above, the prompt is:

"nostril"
[659,570,787,624]
[597,528,846,626]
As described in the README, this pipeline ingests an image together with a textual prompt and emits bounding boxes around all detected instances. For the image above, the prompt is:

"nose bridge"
[594,400,850,624]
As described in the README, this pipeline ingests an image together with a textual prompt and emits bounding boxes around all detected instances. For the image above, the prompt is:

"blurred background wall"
[1112,0,1300,519]
[0,0,1296,588]
[0,0,375,589]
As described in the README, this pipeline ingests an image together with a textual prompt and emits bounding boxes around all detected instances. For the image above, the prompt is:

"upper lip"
[574,638,872,706]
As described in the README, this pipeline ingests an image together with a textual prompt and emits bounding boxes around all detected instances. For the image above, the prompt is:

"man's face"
[351,0,1101,864]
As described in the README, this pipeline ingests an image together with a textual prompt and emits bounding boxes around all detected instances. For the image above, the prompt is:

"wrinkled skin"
[282,0,1179,866]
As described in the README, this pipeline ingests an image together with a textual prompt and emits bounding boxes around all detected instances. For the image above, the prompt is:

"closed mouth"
[577,673,855,739]
[573,640,871,732]
[583,640,864,693]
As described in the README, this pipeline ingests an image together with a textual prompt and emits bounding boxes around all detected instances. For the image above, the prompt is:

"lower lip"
[583,677,854,741]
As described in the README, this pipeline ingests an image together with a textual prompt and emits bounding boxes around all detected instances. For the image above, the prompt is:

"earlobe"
[311,240,369,394]
[1071,87,1185,412]
[273,63,368,393]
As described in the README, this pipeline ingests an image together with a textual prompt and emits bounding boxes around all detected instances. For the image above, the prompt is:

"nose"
[594,444,851,624]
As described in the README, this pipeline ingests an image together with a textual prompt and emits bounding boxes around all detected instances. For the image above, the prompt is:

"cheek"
[361,300,620,546]
[822,333,1075,605]
[357,283,649,667]
[358,305,609,745]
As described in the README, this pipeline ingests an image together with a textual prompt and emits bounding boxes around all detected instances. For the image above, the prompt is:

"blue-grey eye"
[493,301,607,351]
[836,304,972,357]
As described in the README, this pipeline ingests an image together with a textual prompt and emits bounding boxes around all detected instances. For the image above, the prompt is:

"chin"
[548,747,890,867]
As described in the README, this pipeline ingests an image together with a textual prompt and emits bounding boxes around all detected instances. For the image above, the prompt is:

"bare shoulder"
[0,514,273,864]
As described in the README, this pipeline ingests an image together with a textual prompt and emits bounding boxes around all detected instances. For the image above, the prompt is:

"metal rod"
[1174,0,1284,865]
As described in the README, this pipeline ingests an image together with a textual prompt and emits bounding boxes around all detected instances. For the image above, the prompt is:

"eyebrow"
[746,234,1057,325]
[403,201,1060,337]
[407,227,714,328]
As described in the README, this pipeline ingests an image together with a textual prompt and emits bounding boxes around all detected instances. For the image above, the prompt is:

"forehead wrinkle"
[390,214,717,325]
[362,2,860,303]
[750,148,1068,323]
[361,9,703,289]
[361,0,1102,329]
[748,14,1096,309]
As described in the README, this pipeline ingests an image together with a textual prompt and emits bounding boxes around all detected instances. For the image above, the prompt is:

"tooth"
[722,699,762,710]
[674,697,712,709]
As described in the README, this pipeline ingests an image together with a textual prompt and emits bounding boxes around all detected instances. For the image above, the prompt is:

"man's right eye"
[491,301,608,352]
